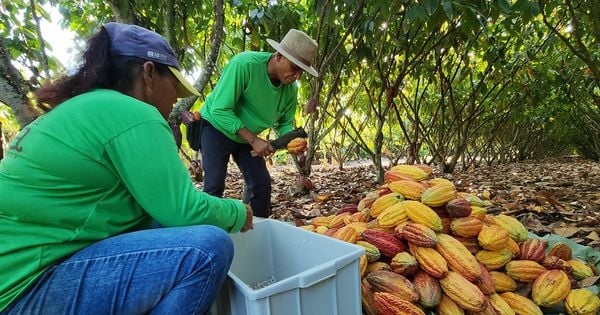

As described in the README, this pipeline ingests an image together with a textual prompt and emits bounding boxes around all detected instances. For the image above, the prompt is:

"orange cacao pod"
[370,192,404,218]
[390,252,419,276]
[437,294,465,315]
[450,216,483,238]
[505,260,547,282]
[475,248,513,271]
[469,206,488,220]
[311,214,335,227]
[489,271,518,293]
[452,236,481,255]
[384,169,417,183]
[402,222,439,248]
[548,242,573,261]
[420,183,457,207]
[436,233,482,282]
[286,137,307,154]
[358,191,379,211]
[328,212,351,229]
[373,292,426,315]
[439,271,487,312]
[360,254,368,277]
[413,271,443,308]
[366,270,419,303]
[402,201,443,232]
[408,242,449,278]
[531,269,571,307]
[478,224,510,251]
[388,180,426,200]
[499,292,543,315]
[564,288,600,315]
[361,229,406,258]
[519,239,547,263]
[505,237,521,258]
[414,164,433,175]
[332,225,357,243]
[541,255,571,272]
[445,198,472,218]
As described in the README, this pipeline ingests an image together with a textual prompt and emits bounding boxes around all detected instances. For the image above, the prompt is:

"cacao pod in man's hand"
[287,137,307,155]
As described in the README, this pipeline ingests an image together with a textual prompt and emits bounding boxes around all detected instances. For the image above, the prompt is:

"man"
[199,29,318,217]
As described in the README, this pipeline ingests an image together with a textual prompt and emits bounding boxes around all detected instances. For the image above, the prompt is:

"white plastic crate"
[210,218,364,315]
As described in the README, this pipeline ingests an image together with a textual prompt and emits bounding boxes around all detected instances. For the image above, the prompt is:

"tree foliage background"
[1,0,599,186]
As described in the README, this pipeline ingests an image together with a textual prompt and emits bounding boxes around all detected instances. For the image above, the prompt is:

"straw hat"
[267,29,319,77]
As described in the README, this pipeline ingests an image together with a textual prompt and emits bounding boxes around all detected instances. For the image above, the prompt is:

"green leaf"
[406,5,427,22]
[497,0,511,13]
[425,0,438,16]
[442,0,453,19]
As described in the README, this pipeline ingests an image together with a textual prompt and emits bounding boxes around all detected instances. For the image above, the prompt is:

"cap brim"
[266,39,318,77]
[168,67,200,98]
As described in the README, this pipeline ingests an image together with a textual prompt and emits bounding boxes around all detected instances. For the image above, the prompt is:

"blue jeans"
[200,120,271,217]
[2,225,234,315]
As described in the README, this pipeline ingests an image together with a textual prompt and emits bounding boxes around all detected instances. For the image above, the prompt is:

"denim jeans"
[2,225,234,315]
[200,120,271,217]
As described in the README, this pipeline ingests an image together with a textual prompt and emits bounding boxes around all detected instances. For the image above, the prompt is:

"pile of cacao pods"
[299,164,600,315]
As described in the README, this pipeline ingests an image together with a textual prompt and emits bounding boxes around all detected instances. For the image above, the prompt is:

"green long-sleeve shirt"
[200,51,298,142]
[0,89,246,311]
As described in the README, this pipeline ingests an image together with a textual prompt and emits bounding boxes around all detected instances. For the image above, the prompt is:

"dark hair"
[35,28,169,109]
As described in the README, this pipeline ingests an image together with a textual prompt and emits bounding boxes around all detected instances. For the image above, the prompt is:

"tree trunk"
[169,0,225,123]
[0,41,39,128]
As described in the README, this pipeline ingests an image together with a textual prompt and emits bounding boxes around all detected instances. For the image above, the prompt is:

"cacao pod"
[413,271,443,308]
[437,294,465,315]
[402,222,439,248]
[450,217,483,238]
[388,180,426,200]
[505,260,547,282]
[286,137,307,154]
[439,271,487,312]
[531,269,571,307]
[475,248,513,271]
[356,241,381,263]
[377,203,409,228]
[548,242,573,261]
[492,215,528,243]
[488,293,516,315]
[499,292,543,315]
[332,225,357,243]
[519,239,547,263]
[490,271,518,293]
[361,229,406,257]
[445,198,472,218]
[457,192,486,207]
[436,233,482,282]
[389,164,429,181]
[366,270,419,302]
[370,193,404,218]
[402,201,443,232]
[566,259,594,280]
[373,292,426,315]
[409,242,449,278]
[564,288,600,315]
[475,263,496,295]
[390,252,419,276]
[478,224,510,251]
[361,279,378,315]
[421,183,457,207]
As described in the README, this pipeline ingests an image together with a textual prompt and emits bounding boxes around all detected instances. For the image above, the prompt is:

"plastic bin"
[211,218,364,315]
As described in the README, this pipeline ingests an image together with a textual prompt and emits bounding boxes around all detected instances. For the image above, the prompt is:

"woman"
[0,22,253,314]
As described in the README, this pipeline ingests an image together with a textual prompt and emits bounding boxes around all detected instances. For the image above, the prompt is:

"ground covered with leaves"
[210,156,600,249]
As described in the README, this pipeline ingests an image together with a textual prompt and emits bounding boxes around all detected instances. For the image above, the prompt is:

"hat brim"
[266,39,318,77]
[168,67,200,98]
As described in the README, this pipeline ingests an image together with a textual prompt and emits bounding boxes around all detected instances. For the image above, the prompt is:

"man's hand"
[241,204,254,233]
[250,138,274,157]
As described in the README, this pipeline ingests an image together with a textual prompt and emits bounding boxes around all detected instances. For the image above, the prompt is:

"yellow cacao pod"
[457,192,486,207]
[356,241,380,263]
[475,248,513,271]
[402,200,443,232]
[370,192,404,218]
[312,214,335,227]
[450,216,483,238]
[492,214,528,243]
[505,237,521,258]
[478,224,510,251]
[566,259,594,280]
[359,254,368,277]
[389,164,429,181]
[439,271,487,312]
[377,203,409,228]
[437,294,465,315]
[490,271,518,293]
[436,233,482,282]
[286,137,307,154]
[420,183,457,207]
[346,222,368,236]
[531,269,571,307]
[564,288,600,315]
[505,260,547,282]
[358,191,379,212]
[488,293,516,315]
[428,177,454,187]
[388,180,426,200]
[367,261,391,274]
[408,243,449,278]
[499,292,543,315]
[469,206,488,220]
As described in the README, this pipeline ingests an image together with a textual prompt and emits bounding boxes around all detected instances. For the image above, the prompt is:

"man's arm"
[237,127,273,157]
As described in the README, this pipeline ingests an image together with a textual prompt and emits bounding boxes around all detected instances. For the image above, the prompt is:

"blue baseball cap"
[103,22,200,98]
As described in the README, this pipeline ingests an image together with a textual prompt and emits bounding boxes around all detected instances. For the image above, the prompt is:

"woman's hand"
[241,204,254,233]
